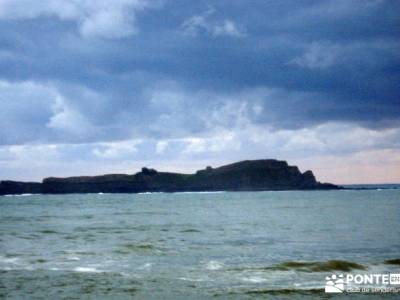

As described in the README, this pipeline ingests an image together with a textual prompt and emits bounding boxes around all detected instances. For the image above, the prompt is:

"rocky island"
[0,159,339,195]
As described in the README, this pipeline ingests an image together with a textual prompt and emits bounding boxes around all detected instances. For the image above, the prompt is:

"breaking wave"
[267,260,366,272]
[215,288,324,297]
[384,258,400,265]
[230,259,367,273]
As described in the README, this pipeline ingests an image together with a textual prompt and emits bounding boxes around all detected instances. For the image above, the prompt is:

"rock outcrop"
[0,159,339,195]
[0,180,42,195]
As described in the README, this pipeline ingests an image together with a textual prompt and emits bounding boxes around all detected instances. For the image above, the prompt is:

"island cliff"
[0,159,339,195]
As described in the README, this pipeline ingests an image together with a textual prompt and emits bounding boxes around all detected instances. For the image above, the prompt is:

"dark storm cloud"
[0,0,399,146]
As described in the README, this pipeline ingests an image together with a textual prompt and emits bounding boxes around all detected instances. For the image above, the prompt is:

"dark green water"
[1,190,399,299]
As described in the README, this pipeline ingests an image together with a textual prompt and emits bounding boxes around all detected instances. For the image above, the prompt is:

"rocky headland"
[0,159,339,195]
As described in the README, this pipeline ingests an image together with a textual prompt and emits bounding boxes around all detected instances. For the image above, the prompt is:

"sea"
[1,187,400,299]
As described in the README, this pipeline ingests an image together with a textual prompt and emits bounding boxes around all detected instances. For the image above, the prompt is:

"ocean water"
[1,189,399,299]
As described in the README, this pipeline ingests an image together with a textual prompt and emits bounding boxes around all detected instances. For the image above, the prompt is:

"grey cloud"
[0,0,153,39]
[0,0,399,182]
[288,42,340,70]
[0,81,55,144]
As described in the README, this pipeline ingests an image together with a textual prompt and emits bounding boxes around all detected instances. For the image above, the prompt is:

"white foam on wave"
[138,262,152,270]
[137,191,226,195]
[206,260,224,270]
[241,276,267,283]
[66,256,80,261]
[0,256,19,264]
[179,277,206,282]
[4,193,37,197]
[137,192,163,195]
[174,191,226,194]
[73,266,102,273]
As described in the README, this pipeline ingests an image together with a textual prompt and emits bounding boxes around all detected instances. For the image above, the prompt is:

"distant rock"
[0,180,42,195]
[141,167,158,176]
[0,159,339,195]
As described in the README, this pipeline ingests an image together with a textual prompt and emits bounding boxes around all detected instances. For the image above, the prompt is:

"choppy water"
[1,189,400,299]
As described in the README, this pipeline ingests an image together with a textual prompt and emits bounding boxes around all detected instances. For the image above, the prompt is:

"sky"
[0,0,399,184]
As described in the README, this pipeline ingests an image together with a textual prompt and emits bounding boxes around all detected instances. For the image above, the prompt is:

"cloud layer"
[0,0,399,183]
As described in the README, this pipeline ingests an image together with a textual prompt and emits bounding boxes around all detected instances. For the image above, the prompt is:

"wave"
[38,229,59,234]
[4,193,36,197]
[122,243,155,250]
[137,192,163,195]
[59,250,96,256]
[73,267,102,273]
[0,256,19,264]
[65,256,80,261]
[136,191,226,195]
[241,276,267,283]
[178,277,206,282]
[206,260,224,270]
[384,258,400,265]
[243,288,324,296]
[230,259,367,273]
[268,260,366,272]
[180,229,202,233]
[215,288,324,297]
[115,243,165,255]
[31,258,47,264]
[173,191,226,194]
[137,263,152,270]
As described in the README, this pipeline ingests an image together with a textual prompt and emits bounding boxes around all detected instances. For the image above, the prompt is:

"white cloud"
[182,138,206,153]
[289,39,400,73]
[8,144,60,160]
[182,8,244,38]
[47,95,94,136]
[155,140,168,154]
[211,20,243,37]
[0,79,121,145]
[289,42,340,69]
[1,122,399,183]
[0,0,150,39]
[238,122,400,157]
[182,131,241,154]
[93,139,142,159]
[143,82,265,139]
